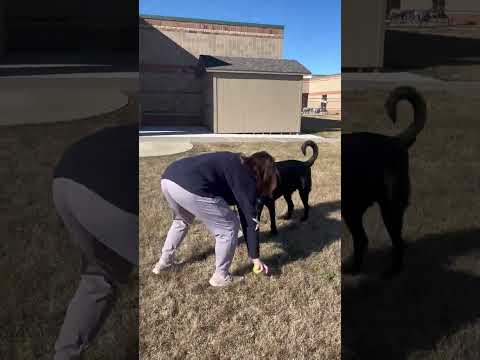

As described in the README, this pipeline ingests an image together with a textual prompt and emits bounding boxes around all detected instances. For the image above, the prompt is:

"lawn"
[140,140,341,359]
[0,100,139,359]
[342,88,480,359]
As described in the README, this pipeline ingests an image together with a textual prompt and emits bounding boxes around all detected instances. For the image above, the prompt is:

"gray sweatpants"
[52,178,137,360]
[160,179,240,277]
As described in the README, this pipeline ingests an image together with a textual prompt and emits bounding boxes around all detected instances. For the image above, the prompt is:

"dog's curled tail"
[301,140,318,167]
[385,86,427,148]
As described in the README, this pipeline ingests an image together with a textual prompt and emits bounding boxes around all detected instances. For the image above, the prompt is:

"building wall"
[140,16,284,125]
[0,1,5,57]
[204,73,214,131]
[401,0,432,9]
[398,0,480,23]
[342,0,386,69]
[445,0,480,24]
[6,1,137,50]
[305,75,341,114]
[211,73,302,133]
[387,0,401,13]
[140,18,283,62]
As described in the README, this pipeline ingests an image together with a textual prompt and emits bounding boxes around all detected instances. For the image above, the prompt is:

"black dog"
[257,140,318,235]
[342,86,426,275]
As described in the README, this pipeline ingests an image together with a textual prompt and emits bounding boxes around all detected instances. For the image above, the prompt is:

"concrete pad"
[139,139,193,157]
[0,75,136,126]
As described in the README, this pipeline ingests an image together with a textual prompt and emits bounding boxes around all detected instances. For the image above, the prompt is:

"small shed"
[198,55,311,133]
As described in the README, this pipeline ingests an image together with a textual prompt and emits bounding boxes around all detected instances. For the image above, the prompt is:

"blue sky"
[140,0,340,75]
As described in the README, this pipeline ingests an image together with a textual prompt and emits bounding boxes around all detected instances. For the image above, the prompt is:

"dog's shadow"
[342,228,480,359]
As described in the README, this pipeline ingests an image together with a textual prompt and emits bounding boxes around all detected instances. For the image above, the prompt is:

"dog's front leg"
[266,200,278,235]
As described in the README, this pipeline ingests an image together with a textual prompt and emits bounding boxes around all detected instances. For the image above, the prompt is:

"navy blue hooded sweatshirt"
[162,151,260,259]
[53,124,139,215]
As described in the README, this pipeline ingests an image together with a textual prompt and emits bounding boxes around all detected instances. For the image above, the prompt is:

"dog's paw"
[280,213,292,220]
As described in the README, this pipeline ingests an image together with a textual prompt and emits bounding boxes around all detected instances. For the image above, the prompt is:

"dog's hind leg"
[343,212,369,274]
[299,189,310,221]
[379,201,406,275]
[257,201,264,221]
[281,193,294,220]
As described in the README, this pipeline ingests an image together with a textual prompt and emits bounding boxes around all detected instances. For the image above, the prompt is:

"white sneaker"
[209,272,244,287]
[152,256,183,274]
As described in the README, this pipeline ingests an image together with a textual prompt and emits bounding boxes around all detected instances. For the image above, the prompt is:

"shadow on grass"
[176,200,341,277]
[301,116,341,135]
[385,29,480,70]
[236,199,341,276]
[342,228,480,359]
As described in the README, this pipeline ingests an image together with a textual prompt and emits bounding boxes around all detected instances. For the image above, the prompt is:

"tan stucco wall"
[446,0,480,14]
[342,0,386,68]
[212,73,302,133]
[305,75,341,114]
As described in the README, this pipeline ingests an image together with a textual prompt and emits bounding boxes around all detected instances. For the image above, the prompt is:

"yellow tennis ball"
[253,264,262,274]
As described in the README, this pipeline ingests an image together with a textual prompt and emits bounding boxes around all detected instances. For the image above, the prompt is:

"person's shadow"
[342,227,480,359]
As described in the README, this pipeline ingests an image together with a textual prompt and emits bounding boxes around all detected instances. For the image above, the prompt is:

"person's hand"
[252,258,269,274]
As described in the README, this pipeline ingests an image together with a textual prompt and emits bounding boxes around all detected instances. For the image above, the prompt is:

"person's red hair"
[240,151,278,197]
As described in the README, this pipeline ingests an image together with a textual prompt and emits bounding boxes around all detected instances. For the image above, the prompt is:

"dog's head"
[241,151,278,198]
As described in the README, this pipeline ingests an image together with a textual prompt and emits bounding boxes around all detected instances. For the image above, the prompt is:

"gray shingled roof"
[198,55,311,75]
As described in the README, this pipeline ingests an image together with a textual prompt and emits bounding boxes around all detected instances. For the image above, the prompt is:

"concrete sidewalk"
[139,126,335,143]
[140,133,330,143]
[342,72,480,92]
[139,133,339,157]
[342,72,444,90]
[139,140,193,157]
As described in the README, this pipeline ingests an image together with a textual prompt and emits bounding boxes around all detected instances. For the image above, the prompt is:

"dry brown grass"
[0,101,138,359]
[342,89,480,359]
[140,141,341,359]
